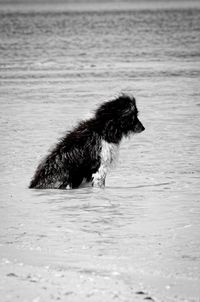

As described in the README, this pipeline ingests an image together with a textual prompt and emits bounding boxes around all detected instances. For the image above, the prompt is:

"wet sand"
[1,246,199,302]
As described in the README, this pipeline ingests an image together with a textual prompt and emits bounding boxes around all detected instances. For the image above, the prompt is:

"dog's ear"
[95,102,113,119]
[119,95,137,117]
[95,94,137,119]
[121,102,136,117]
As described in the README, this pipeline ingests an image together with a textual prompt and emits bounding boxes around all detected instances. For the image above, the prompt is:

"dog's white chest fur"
[92,140,119,187]
[100,140,119,167]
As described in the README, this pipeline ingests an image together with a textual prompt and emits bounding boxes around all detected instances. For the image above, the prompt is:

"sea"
[0,2,200,301]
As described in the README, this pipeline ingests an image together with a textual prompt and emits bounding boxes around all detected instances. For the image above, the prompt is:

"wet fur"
[29,94,145,189]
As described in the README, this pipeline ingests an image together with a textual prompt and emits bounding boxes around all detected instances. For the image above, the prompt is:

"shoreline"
[1,245,200,301]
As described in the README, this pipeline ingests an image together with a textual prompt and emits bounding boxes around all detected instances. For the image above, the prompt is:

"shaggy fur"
[29,94,145,189]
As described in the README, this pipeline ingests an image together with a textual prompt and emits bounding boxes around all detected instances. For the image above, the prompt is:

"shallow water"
[0,5,200,302]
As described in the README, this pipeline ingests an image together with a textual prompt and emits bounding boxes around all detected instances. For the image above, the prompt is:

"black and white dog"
[29,94,145,189]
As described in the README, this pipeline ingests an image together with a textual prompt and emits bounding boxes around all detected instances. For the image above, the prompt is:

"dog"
[29,94,145,189]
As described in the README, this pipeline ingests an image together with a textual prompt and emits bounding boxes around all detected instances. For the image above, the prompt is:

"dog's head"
[95,94,145,142]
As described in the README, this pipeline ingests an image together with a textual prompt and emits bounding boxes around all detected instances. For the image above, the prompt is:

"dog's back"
[29,122,101,189]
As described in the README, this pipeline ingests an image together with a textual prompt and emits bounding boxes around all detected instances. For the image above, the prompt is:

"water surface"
[0,6,200,301]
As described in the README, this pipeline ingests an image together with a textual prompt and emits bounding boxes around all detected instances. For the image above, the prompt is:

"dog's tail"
[29,174,40,188]
[29,161,45,189]
[29,178,37,188]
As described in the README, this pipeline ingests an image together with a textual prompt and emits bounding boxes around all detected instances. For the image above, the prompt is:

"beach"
[0,1,200,301]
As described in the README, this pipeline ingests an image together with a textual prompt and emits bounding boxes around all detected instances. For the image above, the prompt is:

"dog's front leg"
[92,166,107,188]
